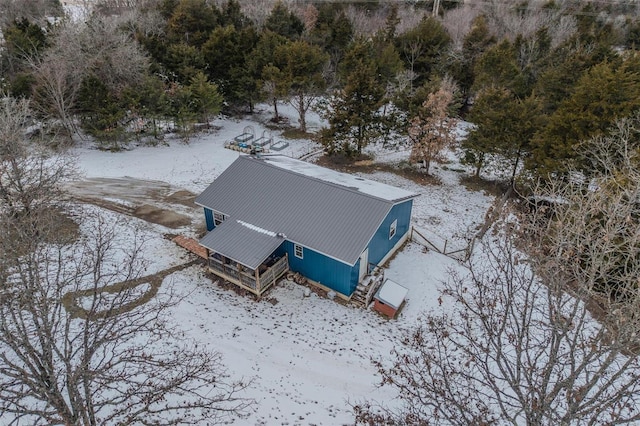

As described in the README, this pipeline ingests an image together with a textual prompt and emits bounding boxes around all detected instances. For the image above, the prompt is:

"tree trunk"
[510,148,522,188]
[297,92,307,133]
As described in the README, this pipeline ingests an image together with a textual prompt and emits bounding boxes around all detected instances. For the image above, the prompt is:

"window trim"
[294,244,304,259]
[389,219,397,240]
[213,210,227,226]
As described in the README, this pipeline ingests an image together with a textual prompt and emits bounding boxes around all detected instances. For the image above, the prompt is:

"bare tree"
[78,15,149,93]
[345,5,386,39]
[300,3,318,33]
[28,15,149,139]
[0,98,250,425]
[482,0,576,47]
[355,231,640,425]
[0,211,251,425]
[27,23,87,138]
[408,78,458,175]
[0,96,74,218]
[355,115,640,425]
[0,0,61,28]
[394,5,424,36]
[441,5,480,51]
[539,113,640,306]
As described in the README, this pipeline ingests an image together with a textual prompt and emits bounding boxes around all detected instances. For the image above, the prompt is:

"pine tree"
[321,40,386,156]
[396,16,450,89]
[247,31,288,119]
[189,71,223,124]
[264,1,304,40]
[166,0,218,48]
[308,4,353,64]
[473,39,529,98]
[463,87,545,184]
[202,24,259,110]
[532,57,640,176]
[274,39,328,132]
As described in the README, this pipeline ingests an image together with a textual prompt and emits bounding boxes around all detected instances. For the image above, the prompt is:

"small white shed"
[373,279,408,318]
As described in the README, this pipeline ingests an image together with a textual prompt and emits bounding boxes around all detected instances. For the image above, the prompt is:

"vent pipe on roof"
[276,232,286,239]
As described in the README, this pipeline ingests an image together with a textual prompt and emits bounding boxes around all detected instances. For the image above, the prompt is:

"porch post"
[255,268,261,294]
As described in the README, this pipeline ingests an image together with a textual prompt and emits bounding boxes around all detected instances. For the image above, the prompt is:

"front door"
[359,248,369,282]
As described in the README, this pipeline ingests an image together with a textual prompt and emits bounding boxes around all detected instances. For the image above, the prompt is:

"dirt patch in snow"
[63,260,201,319]
[315,155,441,186]
[66,177,198,229]
[133,204,192,228]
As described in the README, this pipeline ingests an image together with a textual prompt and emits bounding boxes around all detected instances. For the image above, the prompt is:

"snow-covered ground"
[68,104,495,425]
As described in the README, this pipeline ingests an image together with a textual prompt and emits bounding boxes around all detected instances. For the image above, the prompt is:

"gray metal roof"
[196,155,416,265]
[199,219,284,270]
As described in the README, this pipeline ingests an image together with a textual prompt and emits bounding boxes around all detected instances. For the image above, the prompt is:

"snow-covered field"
[69,104,495,425]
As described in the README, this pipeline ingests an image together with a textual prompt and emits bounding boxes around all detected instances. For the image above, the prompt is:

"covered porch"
[207,252,289,295]
[200,219,289,296]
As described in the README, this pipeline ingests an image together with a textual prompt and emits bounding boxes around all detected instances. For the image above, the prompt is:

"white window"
[389,219,397,239]
[294,244,304,259]
[213,211,227,226]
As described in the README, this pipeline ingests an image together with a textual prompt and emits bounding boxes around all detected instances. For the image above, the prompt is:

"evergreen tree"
[77,75,127,149]
[274,39,328,132]
[626,19,640,49]
[166,0,218,48]
[473,39,528,98]
[534,41,614,114]
[219,0,250,29]
[3,18,48,62]
[445,14,495,103]
[308,4,353,65]
[122,75,168,141]
[202,24,259,110]
[384,3,400,42]
[372,34,403,90]
[396,16,450,89]
[260,64,287,121]
[463,87,545,184]
[247,31,288,118]
[531,57,640,176]
[321,39,386,156]
[166,81,198,139]
[2,18,49,97]
[189,71,223,123]
[264,1,304,40]
[159,0,179,19]
[163,42,206,82]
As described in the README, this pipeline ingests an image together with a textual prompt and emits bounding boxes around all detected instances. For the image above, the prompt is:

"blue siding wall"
[276,241,360,296]
[203,199,413,297]
[368,200,413,266]
[204,208,215,231]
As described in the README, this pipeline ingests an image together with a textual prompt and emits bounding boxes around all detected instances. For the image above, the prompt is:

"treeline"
[2,0,640,179]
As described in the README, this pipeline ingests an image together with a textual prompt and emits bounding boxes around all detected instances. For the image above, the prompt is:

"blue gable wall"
[204,208,215,231]
[367,200,413,266]
[275,241,360,296]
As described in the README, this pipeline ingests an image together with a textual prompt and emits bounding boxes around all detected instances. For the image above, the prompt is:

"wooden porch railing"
[208,253,289,296]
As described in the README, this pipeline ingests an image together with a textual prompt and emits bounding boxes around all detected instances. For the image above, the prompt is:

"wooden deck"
[172,235,208,259]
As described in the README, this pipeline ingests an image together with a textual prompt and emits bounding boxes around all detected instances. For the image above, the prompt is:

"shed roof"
[375,279,408,310]
[196,155,418,265]
[199,219,284,270]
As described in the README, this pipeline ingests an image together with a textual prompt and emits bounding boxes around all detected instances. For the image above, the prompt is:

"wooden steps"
[351,267,385,309]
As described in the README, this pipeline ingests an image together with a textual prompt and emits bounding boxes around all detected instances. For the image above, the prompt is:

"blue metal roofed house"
[195,155,418,300]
